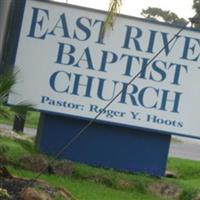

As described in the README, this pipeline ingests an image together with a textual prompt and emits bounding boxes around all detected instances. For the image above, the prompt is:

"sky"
[56,0,195,20]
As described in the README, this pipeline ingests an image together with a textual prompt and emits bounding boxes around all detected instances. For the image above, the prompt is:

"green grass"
[167,158,200,179]
[8,166,163,200]
[0,135,36,163]
[25,111,40,128]
[0,135,163,200]
[1,105,200,199]
[73,162,155,193]
[2,135,200,200]
[0,107,39,128]
[167,158,200,199]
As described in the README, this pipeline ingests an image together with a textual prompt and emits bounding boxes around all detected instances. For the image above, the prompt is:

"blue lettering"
[138,87,159,109]
[150,60,166,82]
[160,90,182,113]
[181,36,200,61]
[97,78,118,101]
[48,13,70,38]
[73,47,94,69]
[118,83,138,105]
[27,7,49,39]
[161,32,180,56]
[73,17,92,41]
[41,95,49,103]
[99,50,118,72]
[121,26,142,51]
[71,74,94,97]
[168,63,188,85]
[92,19,105,44]
[55,42,75,65]
[49,71,71,93]
[120,54,140,77]
[146,30,158,53]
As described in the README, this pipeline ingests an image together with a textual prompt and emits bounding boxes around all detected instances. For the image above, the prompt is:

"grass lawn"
[1,135,200,200]
[7,166,164,200]
[1,109,200,199]
[0,135,164,200]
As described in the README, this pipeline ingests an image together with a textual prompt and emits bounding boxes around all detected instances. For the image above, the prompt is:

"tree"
[141,7,187,26]
[193,0,200,14]
[192,0,200,28]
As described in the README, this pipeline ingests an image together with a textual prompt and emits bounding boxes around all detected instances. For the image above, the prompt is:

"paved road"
[169,137,200,161]
[0,124,36,137]
[1,124,200,161]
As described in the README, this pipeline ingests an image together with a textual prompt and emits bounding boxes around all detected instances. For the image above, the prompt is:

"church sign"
[8,0,200,138]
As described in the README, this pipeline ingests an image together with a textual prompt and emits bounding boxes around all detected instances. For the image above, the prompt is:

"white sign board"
[8,0,200,138]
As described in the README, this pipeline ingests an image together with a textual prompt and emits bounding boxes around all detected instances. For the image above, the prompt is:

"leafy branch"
[101,0,122,39]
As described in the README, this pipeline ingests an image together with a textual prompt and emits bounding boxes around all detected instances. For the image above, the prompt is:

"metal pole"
[13,113,27,133]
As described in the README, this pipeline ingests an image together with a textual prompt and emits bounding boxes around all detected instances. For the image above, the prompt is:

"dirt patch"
[19,154,49,172]
[51,160,74,177]
[0,128,32,141]
[0,177,33,199]
[85,175,113,187]
[0,176,77,200]
[148,181,181,199]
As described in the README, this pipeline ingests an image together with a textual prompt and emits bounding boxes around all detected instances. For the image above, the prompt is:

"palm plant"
[0,65,31,131]
[101,0,122,38]
[0,67,16,119]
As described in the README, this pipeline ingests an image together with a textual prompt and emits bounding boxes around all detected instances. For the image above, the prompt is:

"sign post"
[6,0,200,176]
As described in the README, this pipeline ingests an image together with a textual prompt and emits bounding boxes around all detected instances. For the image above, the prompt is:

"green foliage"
[2,135,200,200]
[192,0,200,28]
[167,158,200,200]
[101,0,122,38]
[0,64,35,129]
[73,163,153,193]
[179,189,197,200]
[0,136,35,163]
[17,138,37,154]
[0,69,15,102]
[141,7,188,26]
[8,166,163,200]
[0,188,11,200]
[168,158,200,179]
[0,143,9,154]
[0,68,16,119]
[54,195,66,200]
[25,111,40,128]
[193,0,200,14]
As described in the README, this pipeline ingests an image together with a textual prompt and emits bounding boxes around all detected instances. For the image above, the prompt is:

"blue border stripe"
[37,107,200,140]
[5,0,27,65]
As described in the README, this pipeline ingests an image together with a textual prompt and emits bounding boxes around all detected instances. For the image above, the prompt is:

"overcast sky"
[57,0,195,20]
